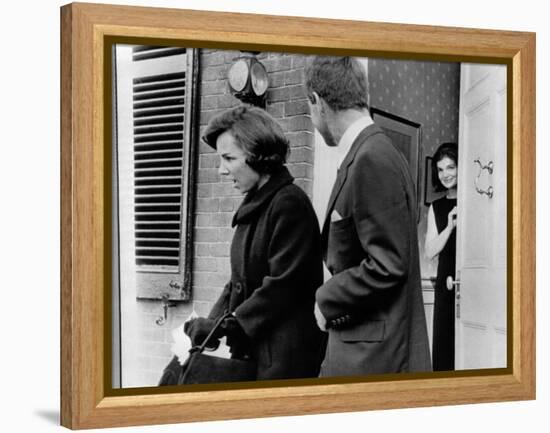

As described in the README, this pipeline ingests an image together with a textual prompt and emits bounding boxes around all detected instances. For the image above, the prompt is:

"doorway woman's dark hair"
[431,142,458,192]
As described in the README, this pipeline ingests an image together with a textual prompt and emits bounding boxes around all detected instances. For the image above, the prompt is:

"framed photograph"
[61,2,535,429]
[370,107,422,208]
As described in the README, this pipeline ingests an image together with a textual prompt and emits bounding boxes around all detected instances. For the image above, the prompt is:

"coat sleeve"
[316,144,413,322]
[234,189,322,340]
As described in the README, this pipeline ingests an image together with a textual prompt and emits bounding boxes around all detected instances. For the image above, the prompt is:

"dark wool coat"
[317,124,432,376]
[209,167,326,380]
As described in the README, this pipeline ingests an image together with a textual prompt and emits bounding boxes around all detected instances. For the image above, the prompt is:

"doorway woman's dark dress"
[432,196,456,371]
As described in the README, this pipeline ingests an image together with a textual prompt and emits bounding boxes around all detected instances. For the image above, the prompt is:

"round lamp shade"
[227,59,249,92]
[250,62,268,96]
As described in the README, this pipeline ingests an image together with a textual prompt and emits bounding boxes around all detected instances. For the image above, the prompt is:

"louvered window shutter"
[114,45,198,300]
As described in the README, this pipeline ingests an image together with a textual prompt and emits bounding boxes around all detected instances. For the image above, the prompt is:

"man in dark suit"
[305,56,431,376]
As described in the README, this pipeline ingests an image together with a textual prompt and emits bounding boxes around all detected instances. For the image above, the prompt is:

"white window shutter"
[114,44,197,300]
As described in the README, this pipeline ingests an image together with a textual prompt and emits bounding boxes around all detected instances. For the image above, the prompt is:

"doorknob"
[446,275,460,291]
[447,274,462,319]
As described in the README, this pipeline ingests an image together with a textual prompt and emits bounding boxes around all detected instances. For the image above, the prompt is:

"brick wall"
[191,49,315,319]
[130,49,315,386]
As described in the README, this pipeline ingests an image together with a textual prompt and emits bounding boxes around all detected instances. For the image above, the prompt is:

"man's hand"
[314,302,328,332]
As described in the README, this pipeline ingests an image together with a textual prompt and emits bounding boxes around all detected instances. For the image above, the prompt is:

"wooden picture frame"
[370,107,422,208]
[61,2,535,429]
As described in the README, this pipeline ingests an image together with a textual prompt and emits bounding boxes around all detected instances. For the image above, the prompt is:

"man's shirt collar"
[336,115,373,169]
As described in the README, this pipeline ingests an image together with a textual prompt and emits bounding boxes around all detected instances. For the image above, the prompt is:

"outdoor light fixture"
[227,52,269,107]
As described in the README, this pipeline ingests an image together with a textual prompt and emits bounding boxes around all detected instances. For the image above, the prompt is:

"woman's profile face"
[436,156,458,190]
[216,130,260,194]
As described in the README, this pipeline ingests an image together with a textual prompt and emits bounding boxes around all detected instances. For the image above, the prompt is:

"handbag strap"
[191,311,233,354]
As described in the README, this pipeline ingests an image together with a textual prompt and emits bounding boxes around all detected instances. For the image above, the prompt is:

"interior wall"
[368,58,460,349]
[368,58,461,278]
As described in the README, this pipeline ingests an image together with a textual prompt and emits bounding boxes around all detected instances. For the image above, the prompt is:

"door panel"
[455,63,507,370]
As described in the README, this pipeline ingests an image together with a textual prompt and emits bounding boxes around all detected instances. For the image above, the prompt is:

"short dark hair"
[304,56,369,111]
[431,142,458,192]
[202,105,289,174]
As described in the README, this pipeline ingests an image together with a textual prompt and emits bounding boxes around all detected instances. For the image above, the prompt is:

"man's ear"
[318,96,331,116]
[308,91,320,105]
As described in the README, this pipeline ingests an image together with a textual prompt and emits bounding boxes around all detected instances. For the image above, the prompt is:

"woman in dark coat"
[185,105,326,381]
[424,142,458,371]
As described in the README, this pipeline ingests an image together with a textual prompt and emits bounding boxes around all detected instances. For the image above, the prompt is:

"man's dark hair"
[304,56,369,111]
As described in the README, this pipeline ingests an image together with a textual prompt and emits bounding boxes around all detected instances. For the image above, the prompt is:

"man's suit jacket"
[316,123,431,376]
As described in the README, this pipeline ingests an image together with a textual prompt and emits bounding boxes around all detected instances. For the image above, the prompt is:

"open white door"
[455,63,507,369]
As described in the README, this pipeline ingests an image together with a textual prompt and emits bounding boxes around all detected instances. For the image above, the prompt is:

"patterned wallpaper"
[369,58,460,155]
[368,58,460,277]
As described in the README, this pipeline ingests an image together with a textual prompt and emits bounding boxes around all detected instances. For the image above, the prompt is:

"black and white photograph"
[4,0,545,431]
[111,44,507,389]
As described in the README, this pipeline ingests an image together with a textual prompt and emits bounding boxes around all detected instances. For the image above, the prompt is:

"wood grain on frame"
[60,2,535,429]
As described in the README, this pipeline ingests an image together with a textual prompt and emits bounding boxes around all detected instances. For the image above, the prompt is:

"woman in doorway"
[183,105,325,381]
[425,142,458,371]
